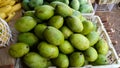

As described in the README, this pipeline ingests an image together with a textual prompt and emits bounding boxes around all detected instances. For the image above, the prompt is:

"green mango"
[79,4,93,13]
[24,11,42,23]
[72,10,86,22]
[18,32,38,47]
[48,15,64,29]
[69,34,89,50]
[38,41,59,59]
[50,1,73,17]
[69,52,85,67]
[86,31,99,46]
[35,5,54,20]
[23,52,47,68]
[95,39,109,55]
[60,26,73,39]
[81,20,94,35]
[52,53,69,68]
[70,0,80,10]
[52,0,69,5]
[84,47,98,62]
[78,0,87,5]
[93,54,108,65]
[59,40,74,54]
[43,26,64,46]
[66,16,83,32]
[9,43,29,58]
[15,16,37,32]
[29,0,43,9]
[22,0,31,10]
[34,24,47,40]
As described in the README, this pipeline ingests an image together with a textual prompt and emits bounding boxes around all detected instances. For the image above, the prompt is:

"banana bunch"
[0,0,21,22]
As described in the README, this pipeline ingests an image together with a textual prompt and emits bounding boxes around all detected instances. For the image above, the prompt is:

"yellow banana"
[9,3,21,13]
[5,12,16,22]
[0,0,11,7]
[0,5,12,14]
[9,0,16,6]
[0,12,7,19]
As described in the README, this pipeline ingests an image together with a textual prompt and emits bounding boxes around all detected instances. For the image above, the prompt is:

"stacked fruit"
[9,1,109,68]
[0,0,21,22]
[22,0,93,13]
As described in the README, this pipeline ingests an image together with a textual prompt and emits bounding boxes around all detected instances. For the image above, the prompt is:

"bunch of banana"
[0,0,21,22]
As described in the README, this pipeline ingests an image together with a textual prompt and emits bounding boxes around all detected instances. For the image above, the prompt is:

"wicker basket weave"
[0,18,11,48]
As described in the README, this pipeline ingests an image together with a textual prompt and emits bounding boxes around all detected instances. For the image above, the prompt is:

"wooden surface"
[0,10,22,67]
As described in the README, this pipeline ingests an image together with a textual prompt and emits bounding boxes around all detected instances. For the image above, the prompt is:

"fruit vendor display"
[22,0,93,13]
[0,0,21,22]
[9,1,109,68]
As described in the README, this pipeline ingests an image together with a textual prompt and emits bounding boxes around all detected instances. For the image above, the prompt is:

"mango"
[52,53,69,68]
[69,34,89,50]
[43,26,64,46]
[70,0,80,10]
[84,47,98,62]
[95,39,109,55]
[59,40,74,54]
[23,52,47,68]
[9,43,29,58]
[66,16,83,32]
[69,52,85,67]
[60,26,73,39]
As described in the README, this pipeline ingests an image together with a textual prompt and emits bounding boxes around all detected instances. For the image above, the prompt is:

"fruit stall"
[0,0,120,68]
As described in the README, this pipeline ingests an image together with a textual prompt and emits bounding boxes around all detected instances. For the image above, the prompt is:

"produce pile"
[0,0,21,22]
[22,0,93,13]
[8,1,109,68]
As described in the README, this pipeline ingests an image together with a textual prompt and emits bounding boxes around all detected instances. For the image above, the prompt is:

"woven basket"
[0,18,11,48]
[15,16,120,68]
[82,15,120,68]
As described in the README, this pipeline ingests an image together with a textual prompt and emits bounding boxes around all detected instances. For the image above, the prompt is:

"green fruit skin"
[95,39,109,55]
[24,11,35,17]
[34,24,47,40]
[9,43,29,58]
[23,52,47,68]
[29,0,43,9]
[66,16,83,32]
[52,1,73,17]
[59,40,74,54]
[69,34,89,50]
[22,0,31,10]
[52,0,69,5]
[84,47,98,62]
[81,20,94,35]
[93,54,108,65]
[60,26,73,39]
[79,4,93,13]
[52,53,69,68]
[35,5,54,20]
[15,16,37,32]
[24,11,42,23]
[72,10,86,22]
[18,32,38,47]
[48,15,64,29]
[70,52,85,67]
[43,26,64,46]
[70,0,80,10]
[38,42,59,59]
[78,0,87,5]
[86,31,99,46]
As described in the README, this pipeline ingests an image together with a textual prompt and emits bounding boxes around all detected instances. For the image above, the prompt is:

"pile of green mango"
[9,1,109,68]
[22,0,93,13]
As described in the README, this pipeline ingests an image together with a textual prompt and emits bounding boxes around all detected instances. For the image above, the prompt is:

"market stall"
[0,0,120,68]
